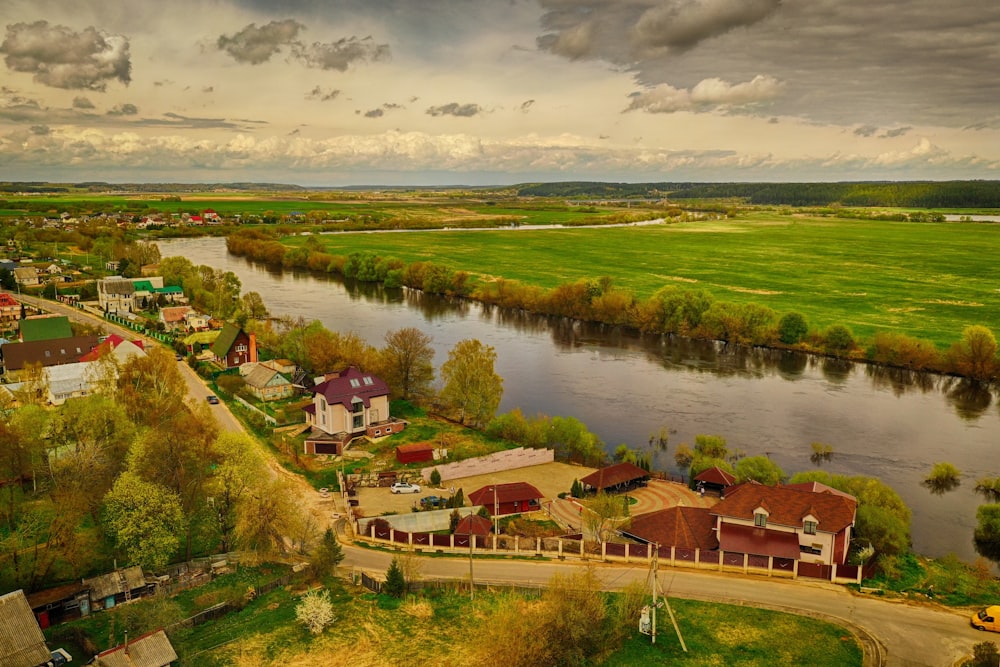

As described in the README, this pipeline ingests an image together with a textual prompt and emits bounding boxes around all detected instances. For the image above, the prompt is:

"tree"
[674,443,695,472]
[439,339,503,428]
[694,434,728,459]
[295,589,335,635]
[949,325,998,381]
[963,641,999,667]
[734,455,785,485]
[583,492,630,545]
[429,468,442,487]
[384,557,406,598]
[115,348,189,428]
[211,432,266,552]
[380,327,435,400]
[824,324,855,352]
[778,312,809,344]
[236,477,309,555]
[310,528,345,578]
[102,472,184,571]
[974,504,1000,564]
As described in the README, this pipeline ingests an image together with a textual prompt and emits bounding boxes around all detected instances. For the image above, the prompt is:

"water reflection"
[942,377,994,421]
[865,365,940,397]
[922,477,961,496]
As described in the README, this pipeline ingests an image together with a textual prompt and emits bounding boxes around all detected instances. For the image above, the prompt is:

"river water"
[158,237,999,564]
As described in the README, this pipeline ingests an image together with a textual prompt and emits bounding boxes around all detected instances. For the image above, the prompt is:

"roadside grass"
[605,599,863,666]
[298,214,1000,348]
[106,574,860,667]
[862,552,1000,608]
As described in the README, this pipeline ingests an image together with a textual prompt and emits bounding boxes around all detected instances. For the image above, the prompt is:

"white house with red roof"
[303,367,405,454]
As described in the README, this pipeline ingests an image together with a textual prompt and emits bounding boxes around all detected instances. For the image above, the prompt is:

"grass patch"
[298,214,1000,348]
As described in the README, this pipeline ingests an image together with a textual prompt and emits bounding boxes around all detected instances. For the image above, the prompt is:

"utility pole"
[644,544,687,651]
[468,520,475,601]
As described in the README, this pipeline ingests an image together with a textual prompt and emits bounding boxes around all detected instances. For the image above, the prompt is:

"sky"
[1,0,998,186]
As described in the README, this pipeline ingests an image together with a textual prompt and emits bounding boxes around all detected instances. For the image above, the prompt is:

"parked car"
[46,648,72,666]
[391,482,421,494]
[971,606,1000,632]
[420,495,444,508]
[206,395,220,405]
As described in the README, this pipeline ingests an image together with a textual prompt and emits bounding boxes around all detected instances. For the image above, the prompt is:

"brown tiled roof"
[95,629,178,667]
[621,506,718,550]
[718,523,802,559]
[1,335,100,371]
[468,482,544,506]
[0,589,50,667]
[712,482,856,533]
[695,465,736,487]
[454,514,493,536]
[396,442,434,455]
[579,462,649,490]
[311,366,389,410]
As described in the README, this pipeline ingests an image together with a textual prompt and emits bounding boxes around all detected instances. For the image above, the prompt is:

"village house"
[19,315,73,342]
[622,481,857,568]
[159,306,194,332]
[240,362,294,402]
[210,322,257,369]
[98,276,168,313]
[92,630,178,667]
[468,482,545,516]
[302,366,404,455]
[12,265,39,287]
[1,335,101,379]
[0,293,20,329]
[0,589,53,667]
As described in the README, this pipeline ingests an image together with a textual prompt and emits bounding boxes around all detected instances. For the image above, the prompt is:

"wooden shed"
[395,442,434,464]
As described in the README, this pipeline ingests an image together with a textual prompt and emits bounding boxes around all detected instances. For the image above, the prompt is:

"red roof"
[695,465,736,486]
[396,442,433,455]
[717,523,802,559]
[712,482,856,533]
[579,462,649,490]
[312,367,389,411]
[623,506,718,550]
[0,293,18,307]
[79,334,143,361]
[468,482,544,506]
[454,514,493,537]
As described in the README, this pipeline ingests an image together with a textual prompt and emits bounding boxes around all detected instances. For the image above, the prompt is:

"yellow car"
[971,606,1000,632]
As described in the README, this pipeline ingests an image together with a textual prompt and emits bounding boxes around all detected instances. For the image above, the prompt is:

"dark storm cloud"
[881,126,911,138]
[107,103,138,116]
[217,20,304,64]
[854,125,877,137]
[364,108,384,118]
[426,102,482,117]
[520,99,535,112]
[306,86,340,101]
[537,0,780,62]
[72,96,95,109]
[293,36,390,71]
[0,21,131,90]
[30,125,50,135]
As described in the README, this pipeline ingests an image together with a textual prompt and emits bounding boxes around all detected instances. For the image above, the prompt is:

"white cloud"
[627,75,783,113]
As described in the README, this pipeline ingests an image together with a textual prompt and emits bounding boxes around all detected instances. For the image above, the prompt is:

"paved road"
[11,292,985,666]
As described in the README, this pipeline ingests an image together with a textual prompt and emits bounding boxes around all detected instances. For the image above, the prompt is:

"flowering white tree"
[295,589,336,635]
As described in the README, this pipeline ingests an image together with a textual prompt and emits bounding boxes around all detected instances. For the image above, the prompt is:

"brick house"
[210,322,257,369]
[303,367,404,454]
[468,482,545,516]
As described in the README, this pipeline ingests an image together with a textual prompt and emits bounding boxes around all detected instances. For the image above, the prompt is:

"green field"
[294,213,1000,348]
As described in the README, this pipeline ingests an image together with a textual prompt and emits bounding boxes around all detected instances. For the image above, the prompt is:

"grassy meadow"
[293,213,1000,348]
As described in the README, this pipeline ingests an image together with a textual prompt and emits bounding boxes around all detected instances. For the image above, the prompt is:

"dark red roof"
[468,482,544,506]
[0,293,18,307]
[454,514,493,536]
[79,334,143,362]
[622,506,718,550]
[312,366,389,411]
[579,462,649,490]
[717,523,802,559]
[695,465,736,486]
[712,482,856,533]
[396,442,433,454]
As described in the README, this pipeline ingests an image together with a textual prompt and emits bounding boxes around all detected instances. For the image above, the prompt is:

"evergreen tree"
[384,557,406,598]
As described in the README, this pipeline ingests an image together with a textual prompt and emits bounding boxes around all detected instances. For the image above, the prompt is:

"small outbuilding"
[0,589,51,667]
[468,482,544,516]
[579,462,650,494]
[93,629,178,667]
[694,465,736,496]
[454,514,493,537]
[395,442,434,464]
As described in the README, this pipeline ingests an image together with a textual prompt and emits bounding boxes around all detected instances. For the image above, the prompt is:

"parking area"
[356,461,596,517]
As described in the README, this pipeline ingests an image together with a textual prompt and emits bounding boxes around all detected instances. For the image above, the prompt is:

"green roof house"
[210,322,257,369]
[19,315,73,342]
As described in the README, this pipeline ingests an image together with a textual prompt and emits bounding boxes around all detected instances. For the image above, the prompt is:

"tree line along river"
[157,237,1000,566]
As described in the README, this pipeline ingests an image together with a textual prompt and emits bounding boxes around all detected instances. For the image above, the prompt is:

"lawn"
[298,213,1000,348]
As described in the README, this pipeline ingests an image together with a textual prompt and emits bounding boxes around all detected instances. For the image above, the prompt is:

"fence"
[352,521,866,585]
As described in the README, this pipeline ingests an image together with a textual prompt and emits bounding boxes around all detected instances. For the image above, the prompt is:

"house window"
[350,378,361,388]
[363,376,374,385]
[754,513,767,528]
[352,400,364,414]
[353,414,364,429]
[235,343,247,353]
[800,544,823,555]
[804,520,817,535]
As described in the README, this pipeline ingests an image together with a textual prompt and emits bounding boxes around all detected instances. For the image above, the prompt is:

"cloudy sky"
[1,0,998,185]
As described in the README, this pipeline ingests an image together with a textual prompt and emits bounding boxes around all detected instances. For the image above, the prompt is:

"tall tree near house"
[102,471,184,571]
[12,362,49,406]
[210,432,266,552]
[235,476,307,555]
[582,492,630,545]
[439,338,503,428]
[380,327,435,400]
[128,403,219,560]
[115,348,189,429]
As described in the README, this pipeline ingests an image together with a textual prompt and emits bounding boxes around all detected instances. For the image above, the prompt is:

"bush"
[824,324,856,352]
[778,312,809,344]
[295,589,335,635]
[384,557,406,598]
[430,468,442,487]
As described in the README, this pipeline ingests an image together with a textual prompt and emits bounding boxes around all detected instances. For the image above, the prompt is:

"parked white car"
[391,482,421,494]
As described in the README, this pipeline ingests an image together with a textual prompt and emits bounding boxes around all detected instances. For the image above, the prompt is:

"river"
[157,237,999,564]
